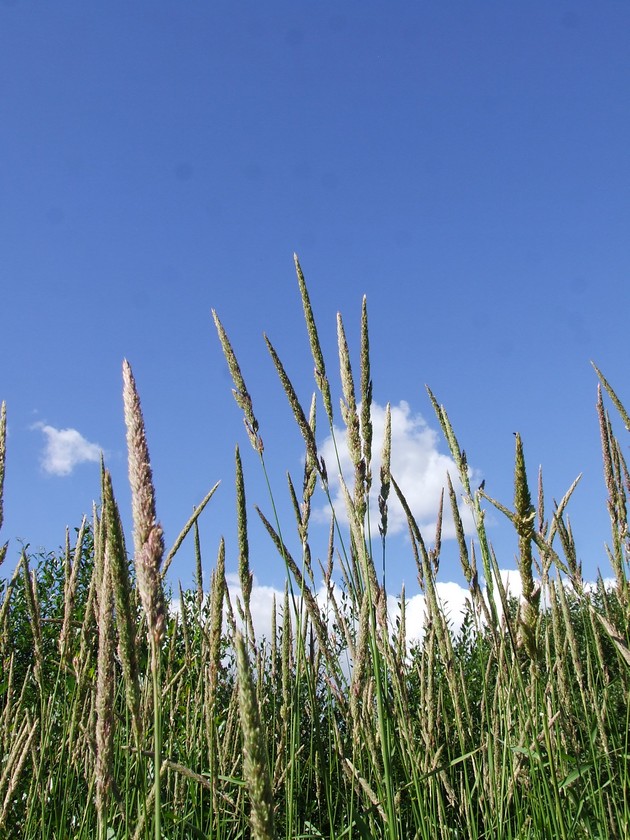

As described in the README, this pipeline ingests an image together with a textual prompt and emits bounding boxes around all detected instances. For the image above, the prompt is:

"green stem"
[152,637,161,840]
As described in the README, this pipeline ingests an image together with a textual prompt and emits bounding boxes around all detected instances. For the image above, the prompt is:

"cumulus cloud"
[316,400,481,539]
[32,422,102,476]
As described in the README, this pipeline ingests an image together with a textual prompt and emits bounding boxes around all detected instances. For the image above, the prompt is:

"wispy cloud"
[316,400,481,538]
[32,422,102,476]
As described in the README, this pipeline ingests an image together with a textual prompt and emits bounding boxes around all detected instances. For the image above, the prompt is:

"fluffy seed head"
[122,359,165,642]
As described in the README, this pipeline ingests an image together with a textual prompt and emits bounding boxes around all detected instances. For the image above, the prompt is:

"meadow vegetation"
[0,257,628,838]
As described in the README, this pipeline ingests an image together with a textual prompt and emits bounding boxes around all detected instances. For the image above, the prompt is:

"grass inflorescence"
[0,262,629,839]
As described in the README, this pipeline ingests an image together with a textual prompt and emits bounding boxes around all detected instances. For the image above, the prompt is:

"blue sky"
[1,2,629,606]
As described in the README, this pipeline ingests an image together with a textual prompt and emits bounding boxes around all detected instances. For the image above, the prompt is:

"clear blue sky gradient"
[1,2,629,594]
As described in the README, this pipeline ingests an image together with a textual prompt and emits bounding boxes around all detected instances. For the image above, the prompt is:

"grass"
[0,259,629,838]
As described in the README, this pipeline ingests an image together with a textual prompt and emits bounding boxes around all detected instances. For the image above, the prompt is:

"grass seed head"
[208,538,226,704]
[360,296,373,494]
[378,403,391,539]
[212,309,263,453]
[265,334,319,469]
[294,253,334,426]
[95,536,115,830]
[102,467,142,739]
[59,516,88,663]
[235,631,275,840]
[122,359,165,644]
[236,446,253,608]
[513,433,536,604]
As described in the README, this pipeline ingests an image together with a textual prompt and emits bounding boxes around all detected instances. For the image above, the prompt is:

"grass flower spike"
[122,359,165,645]
[235,631,275,840]
[122,358,165,840]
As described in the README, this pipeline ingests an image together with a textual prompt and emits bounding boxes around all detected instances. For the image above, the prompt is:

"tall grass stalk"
[123,359,165,840]
[235,630,275,840]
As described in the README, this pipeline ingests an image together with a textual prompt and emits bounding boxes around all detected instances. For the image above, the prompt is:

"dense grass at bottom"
[1,532,628,839]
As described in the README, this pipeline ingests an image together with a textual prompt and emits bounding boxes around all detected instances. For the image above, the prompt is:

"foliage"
[0,262,629,839]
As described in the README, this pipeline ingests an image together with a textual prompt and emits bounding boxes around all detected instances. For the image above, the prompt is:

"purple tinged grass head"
[360,296,373,494]
[122,359,165,644]
[378,403,391,539]
[337,314,360,465]
[513,433,540,659]
[122,360,160,555]
[337,313,367,521]
[513,433,535,601]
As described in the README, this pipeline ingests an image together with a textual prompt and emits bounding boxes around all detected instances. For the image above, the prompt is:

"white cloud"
[316,400,480,540]
[173,572,476,649]
[218,569,546,648]
[171,567,613,664]
[225,572,281,640]
[32,422,102,476]
[385,586,470,648]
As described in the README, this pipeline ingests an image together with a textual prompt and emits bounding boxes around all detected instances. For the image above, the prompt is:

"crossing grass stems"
[0,259,629,838]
